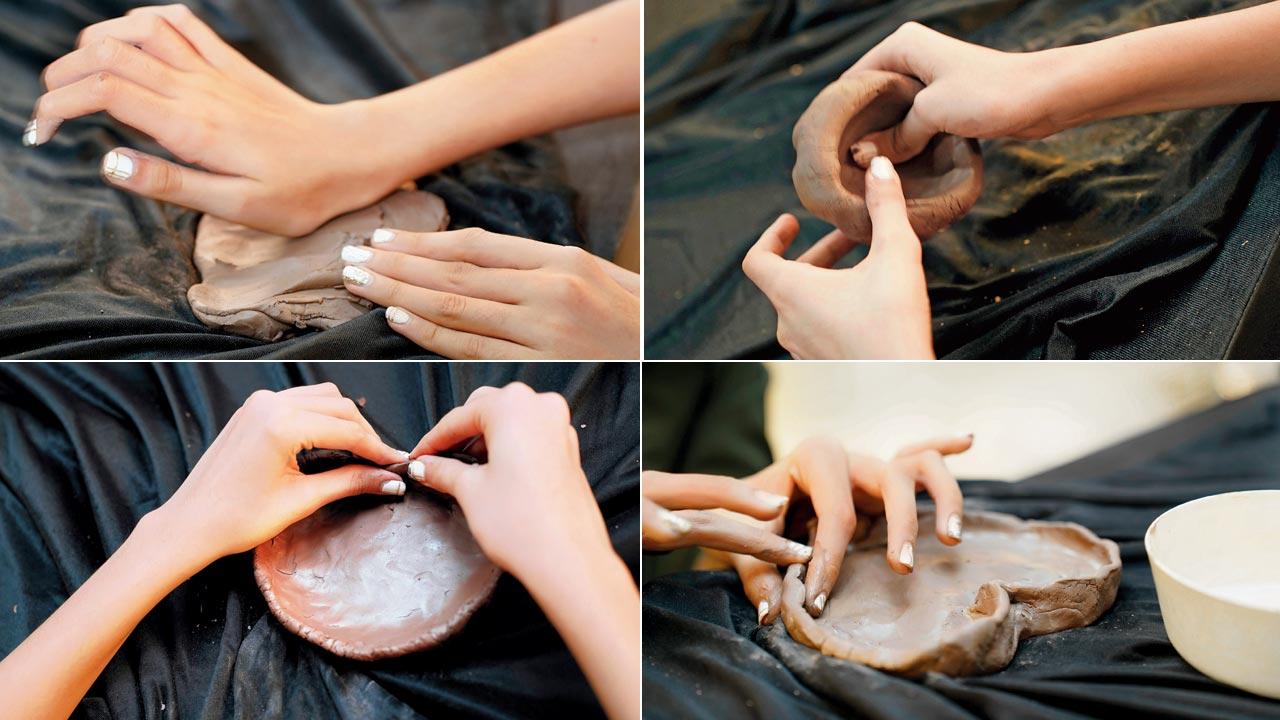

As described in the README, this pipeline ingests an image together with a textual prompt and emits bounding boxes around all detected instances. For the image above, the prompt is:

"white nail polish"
[407,460,425,480]
[756,490,788,510]
[101,151,134,181]
[757,600,769,624]
[380,480,406,496]
[899,541,914,569]
[661,509,692,534]
[342,265,372,286]
[341,245,373,263]
[371,228,395,244]
[791,542,813,560]
[947,513,963,540]
[22,119,37,147]
[814,593,826,612]
[386,306,411,325]
[870,155,893,180]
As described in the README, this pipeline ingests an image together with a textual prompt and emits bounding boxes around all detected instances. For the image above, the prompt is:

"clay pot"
[792,70,983,240]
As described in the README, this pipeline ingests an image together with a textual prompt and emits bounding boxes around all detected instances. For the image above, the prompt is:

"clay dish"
[780,511,1120,676]
[254,487,501,661]
[1146,490,1280,699]
[792,70,983,240]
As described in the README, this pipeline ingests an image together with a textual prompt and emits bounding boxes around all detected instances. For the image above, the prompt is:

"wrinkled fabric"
[0,0,589,358]
[643,0,1280,359]
[642,387,1280,718]
[0,362,640,719]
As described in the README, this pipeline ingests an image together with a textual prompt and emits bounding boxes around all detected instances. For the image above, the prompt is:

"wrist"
[322,98,419,195]
[513,536,628,599]
[1030,44,1107,134]
[139,503,219,580]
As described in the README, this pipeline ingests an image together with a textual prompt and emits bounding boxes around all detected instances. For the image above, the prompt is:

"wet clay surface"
[188,190,449,342]
[254,487,500,661]
[781,511,1120,676]
[792,70,983,241]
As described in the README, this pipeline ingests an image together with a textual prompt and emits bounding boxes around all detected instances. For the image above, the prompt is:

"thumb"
[850,102,937,166]
[304,465,406,509]
[406,454,478,497]
[863,156,921,264]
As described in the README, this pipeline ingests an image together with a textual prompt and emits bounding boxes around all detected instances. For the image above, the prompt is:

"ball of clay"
[254,489,500,660]
[187,189,449,342]
[792,70,983,240]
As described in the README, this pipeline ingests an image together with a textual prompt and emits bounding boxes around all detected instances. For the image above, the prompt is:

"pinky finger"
[384,306,530,360]
[98,147,250,219]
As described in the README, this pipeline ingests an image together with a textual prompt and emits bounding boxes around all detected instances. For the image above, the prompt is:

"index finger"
[643,471,789,520]
[788,440,856,616]
[893,433,974,459]
[409,397,491,458]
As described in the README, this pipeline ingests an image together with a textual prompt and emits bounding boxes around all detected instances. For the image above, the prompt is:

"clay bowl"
[254,487,501,660]
[1145,490,1280,698]
[792,70,982,241]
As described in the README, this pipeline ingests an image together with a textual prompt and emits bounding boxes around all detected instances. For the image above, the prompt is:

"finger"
[894,433,975,459]
[850,106,938,166]
[795,228,859,268]
[342,266,522,339]
[650,510,812,565]
[77,12,205,72]
[97,148,251,218]
[914,452,965,546]
[384,306,531,359]
[411,396,493,459]
[289,396,381,440]
[880,469,919,574]
[641,497,693,545]
[862,157,921,264]
[279,382,341,398]
[371,228,545,270]
[30,72,174,146]
[790,440,855,616]
[43,37,180,95]
[733,555,786,624]
[302,466,407,513]
[741,214,801,297]
[848,21,939,79]
[341,245,527,304]
[595,257,640,295]
[643,471,789,520]
[299,414,406,467]
[405,453,480,497]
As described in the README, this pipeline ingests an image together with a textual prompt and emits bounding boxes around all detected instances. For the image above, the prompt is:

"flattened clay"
[792,70,983,240]
[253,486,499,660]
[780,511,1120,676]
[188,190,449,342]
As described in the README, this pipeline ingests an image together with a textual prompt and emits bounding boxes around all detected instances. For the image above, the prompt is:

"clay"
[780,511,1120,677]
[792,70,983,240]
[254,485,499,661]
[188,190,449,342]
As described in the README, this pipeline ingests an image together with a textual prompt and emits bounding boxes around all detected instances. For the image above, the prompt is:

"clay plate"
[780,511,1120,676]
[254,488,501,660]
[792,70,983,240]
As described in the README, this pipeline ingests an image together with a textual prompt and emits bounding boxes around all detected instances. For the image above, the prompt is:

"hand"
[159,383,409,565]
[727,433,971,625]
[341,228,640,359]
[845,22,1060,166]
[30,4,395,235]
[641,471,812,565]
[742,157,933,359]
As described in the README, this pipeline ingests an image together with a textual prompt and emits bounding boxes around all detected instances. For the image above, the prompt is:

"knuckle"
[90,71,116,100]
[90,39,123,67]
[457,227,488,244]
[152,164,184,197]
[436,293,467,320]
[141,15,165,40]
[444,261,471,290]
[503,381,536,398]
[460,335,486,359]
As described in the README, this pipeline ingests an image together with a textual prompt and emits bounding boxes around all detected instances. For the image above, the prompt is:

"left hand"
[340,228,640,358]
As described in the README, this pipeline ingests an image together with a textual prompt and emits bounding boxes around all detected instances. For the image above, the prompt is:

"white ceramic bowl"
[1145,490,1280,698]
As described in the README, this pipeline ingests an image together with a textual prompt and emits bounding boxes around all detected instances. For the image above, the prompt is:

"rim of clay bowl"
[1144,489,1280,614]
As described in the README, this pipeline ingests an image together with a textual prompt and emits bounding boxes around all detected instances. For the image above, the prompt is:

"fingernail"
[394,449,411,461]
[341,245,373,263]
[899,541,914,569]
[814,593,826,612]
[852,141,876,163]
[659,508,692,534]
[102,151,134,181]
[380,480,406,496]
[755,490,789,510]
[22,119,38,147]
[407,459,425,480]
[386,306,411,325]
[342,265,372,286]
[371,228,395,244]
[790,542,813,560]
[947,513,963,540]
[757,600,769,624]
[870,155,893,180]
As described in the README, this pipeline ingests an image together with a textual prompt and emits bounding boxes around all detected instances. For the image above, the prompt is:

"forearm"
[0,508,206,719]
[351,0,640,187]
[521,546,640,720]
[1042,2,1280,131]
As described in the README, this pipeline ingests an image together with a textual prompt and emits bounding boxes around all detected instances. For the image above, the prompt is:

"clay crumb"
[357,397,367,407]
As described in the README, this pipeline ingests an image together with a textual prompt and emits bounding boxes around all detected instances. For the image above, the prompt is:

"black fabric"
[0,361,639,719]
[643,0,1280,360]
[0,1,588,359]
[642,386,1280,719]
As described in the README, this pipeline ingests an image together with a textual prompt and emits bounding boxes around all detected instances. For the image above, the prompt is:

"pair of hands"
[643,434,970,624]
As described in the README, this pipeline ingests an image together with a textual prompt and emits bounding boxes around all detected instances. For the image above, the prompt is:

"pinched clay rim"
[252,501,502,662]
[780,511,1122,677]
[792,70,983,240]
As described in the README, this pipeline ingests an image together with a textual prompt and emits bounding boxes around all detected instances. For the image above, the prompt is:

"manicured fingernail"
[371,228,395,244]
[380,480,406,496]
[899,541,914,569]
[852,140,876,162]
[342,265,372,286]
[790,542,813,560]
[757,600,769,624]
[870,155,893,180]
[101,151,134,181]
[407,459,425,480]
[947,513,963,540]
[386,306,411,325]
[814,593,826,612]
[394,449,411,461]
[341,245,372,263]
[22,119,38,147]
[659,508,692,534]
[756,490,789,510]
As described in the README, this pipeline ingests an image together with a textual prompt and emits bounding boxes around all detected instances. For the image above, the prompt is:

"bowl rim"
[1144,489,1280,614]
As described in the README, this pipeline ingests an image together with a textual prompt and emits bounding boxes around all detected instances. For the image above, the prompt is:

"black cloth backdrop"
[0,362,639,719]
[642,387,1280,719]
[0,1,588,358]
[643,0,1280,359]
